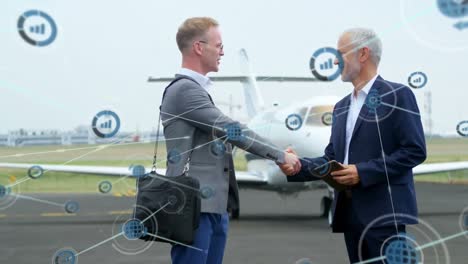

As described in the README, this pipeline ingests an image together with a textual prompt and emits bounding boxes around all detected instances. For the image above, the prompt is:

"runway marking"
[108,210,132,215]
[9,175,16,183]
[41,212,75,217]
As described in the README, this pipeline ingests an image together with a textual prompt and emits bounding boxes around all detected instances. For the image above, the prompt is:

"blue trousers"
[171,212,229,264]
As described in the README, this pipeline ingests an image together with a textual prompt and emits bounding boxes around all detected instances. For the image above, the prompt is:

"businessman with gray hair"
[161,17,301,264]
[281,28,426,263]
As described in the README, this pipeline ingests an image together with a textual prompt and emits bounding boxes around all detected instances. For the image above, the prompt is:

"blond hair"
[176,17,219,52]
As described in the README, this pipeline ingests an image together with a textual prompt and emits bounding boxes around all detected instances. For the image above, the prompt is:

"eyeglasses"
[199,40,224,51]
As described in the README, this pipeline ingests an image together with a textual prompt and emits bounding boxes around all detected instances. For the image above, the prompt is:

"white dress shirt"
[178,68,213,91]
[343,74,378,165]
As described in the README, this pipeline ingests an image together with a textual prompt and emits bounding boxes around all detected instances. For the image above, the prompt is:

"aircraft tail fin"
[238,48,265,118]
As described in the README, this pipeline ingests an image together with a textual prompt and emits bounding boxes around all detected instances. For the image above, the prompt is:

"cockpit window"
[296,107,308,119]
[305,105,334,126]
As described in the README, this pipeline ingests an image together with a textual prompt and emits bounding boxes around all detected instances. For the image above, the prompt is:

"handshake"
[279,147,301,176]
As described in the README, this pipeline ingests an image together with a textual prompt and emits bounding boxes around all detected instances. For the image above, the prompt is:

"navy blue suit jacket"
[288,76,426,232]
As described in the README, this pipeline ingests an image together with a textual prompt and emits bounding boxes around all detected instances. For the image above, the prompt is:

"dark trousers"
[341,196,405,263]
[171,212,229,264]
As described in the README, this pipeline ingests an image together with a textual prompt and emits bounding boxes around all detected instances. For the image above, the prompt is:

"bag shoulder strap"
[151,75,199,173]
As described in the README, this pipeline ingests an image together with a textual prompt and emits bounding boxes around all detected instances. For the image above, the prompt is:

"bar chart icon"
[285,114,303,131]
[91,110,121,138]
[29,24,46,34]
[100,120,112,129]
[408,71,428,89]
[320,58,334,70]
[457,120,468,137]
[310,47,343,81]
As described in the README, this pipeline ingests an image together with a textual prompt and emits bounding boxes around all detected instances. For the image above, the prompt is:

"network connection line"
[74,232,124,257]
[162,102,213,124]
[11,193,64,207]
[141,202,170,223]
[374,111,399,235]
[381,102,421,116]
[145,233,203,252]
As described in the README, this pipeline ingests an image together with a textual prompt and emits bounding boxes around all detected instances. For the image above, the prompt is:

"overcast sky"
[1,0,467,135]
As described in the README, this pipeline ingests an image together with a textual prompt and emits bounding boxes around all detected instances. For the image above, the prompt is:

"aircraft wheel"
[320,196,332,218]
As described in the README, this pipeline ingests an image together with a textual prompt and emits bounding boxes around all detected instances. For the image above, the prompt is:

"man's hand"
[331,164,360,186]
[279,147,301,176]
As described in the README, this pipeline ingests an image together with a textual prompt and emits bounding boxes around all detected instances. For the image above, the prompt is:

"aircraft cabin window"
[305,105,334,125]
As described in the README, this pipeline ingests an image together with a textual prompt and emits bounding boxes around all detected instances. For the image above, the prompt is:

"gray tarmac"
[0,182,467,264]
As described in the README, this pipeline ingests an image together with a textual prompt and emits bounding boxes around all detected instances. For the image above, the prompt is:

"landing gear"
[320,196,333,226]
[320,196,332,217]
[230,208,240,220]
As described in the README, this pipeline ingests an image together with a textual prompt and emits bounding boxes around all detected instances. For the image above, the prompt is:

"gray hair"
[342,28,382,66]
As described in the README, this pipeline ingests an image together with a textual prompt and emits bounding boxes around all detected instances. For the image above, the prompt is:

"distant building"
[0,126,164,147]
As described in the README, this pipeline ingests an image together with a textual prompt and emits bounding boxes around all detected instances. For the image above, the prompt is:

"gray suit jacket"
[160,74,285,214]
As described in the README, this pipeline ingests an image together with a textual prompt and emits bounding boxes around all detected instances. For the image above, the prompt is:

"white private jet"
[1,49,468,223]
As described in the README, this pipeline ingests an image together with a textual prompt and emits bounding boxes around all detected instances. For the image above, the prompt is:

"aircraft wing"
[413,161,468,175]
[0,163,164,177]
[148,76,318,82]
[0,162,268,185]
[1,161,467,184]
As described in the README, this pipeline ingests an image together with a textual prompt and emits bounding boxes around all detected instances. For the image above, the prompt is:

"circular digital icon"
[0,185,10,199]
[307,157,331,178]
[437,0,468,19]
[456,120,468,137]
[359,214,449,263]
[321,112,334,126]
[91,110,121,138]
[28,165,44,179]
[358,79,397,123]
[162,187,186,214]
[17,10,57,47]
[210,141,226,158]
[52,248,77,264]
[309,47,344,81]
[384,236,421,264]
[130,165,146,177]
[285,114,303,131]
[167,149,182,165]
[224,123,244,141]
[122,219,147,240]
[200,186,216,199]
[64,201,79,214]
[407,71,428,89]
[365,90,383,113]
[0,183,18,210]
[98,180,112,194]
[112,205,157,254]
[458,206,468,238]
[463,213,468,230]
